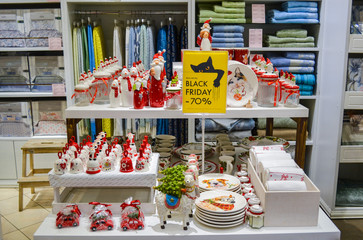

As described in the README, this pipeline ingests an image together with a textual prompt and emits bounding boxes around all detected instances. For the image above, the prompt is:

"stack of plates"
[194,190,247,228]
[198,173,241,194]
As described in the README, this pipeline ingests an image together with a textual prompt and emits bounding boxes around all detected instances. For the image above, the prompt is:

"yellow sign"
[182,51,228,113]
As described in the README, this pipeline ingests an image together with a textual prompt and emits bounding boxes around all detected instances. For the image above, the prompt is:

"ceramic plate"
[156,135,176,140]
[172,160,217,173]
[194,213,245,228]
[195,211,245,225]
[196,205,245,217]
[198,174,240,191]
[195,190,247,214]
[200,185,240,193]
[173,147,214,161]
[181,142,212,152]
[196,209,245,222]
[238,136,290,150]
[226,61,258,107]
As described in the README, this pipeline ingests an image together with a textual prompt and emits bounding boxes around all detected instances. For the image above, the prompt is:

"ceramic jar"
[93,63,112,105]
[248,205,264,229]
[283,85,300,107]
[165,87,182,110]
[244,192,257,201]
[248,197,261,207]
[72,83,91,106]
[257,75,279,107]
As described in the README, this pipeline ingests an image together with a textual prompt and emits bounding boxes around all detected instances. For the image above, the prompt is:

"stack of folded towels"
[250,145,307,191]
[199,1,246,24]
[256,118,308,141]
[265,29,315,48]
[268,1,319,24]
[268,52,316,96]
[211,25,244,48]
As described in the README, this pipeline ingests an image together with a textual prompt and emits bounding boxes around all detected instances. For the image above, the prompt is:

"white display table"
[33,208,340,240]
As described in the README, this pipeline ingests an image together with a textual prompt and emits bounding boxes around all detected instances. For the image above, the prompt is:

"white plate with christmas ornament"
[226,60,258,108]
[195,190,247,214]
[194,212,245,228]
[198,173,240,191]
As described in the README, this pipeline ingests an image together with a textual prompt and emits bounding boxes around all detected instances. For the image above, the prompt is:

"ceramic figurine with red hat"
[54,152,67,175]
[132,77,144,109]
[120,66,133,107]
[109,79,120,108]
[197,18,212,51]
[86,152,101,174]
[149,50,166,108]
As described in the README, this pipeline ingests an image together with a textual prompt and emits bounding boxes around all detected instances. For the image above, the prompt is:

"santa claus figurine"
[132,77,144,109]
[149,50,166,108]
[197,18,212,51]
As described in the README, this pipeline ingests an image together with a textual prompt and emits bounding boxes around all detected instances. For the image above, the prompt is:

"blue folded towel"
[212,43,244,48]
[213,25,244,33]
[297,84,314,91]
[268,10,318,20]
[269,18,319,24]
[294,74,316,85]
[285,7,318,13]
[270,57,315,67]
[213,32,243,38]
[282,1,318,8]
[277,66,314,73]
[212,37,244,43]
[300,90,314,96]
[285,52,315,60]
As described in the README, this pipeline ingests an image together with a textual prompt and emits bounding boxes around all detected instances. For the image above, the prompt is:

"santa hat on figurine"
[200,18,212,32]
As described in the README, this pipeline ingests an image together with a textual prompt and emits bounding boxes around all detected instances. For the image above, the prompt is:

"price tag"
[48,37,62,50]
[182,51,228,114]
[249,29,263,48]
[52,84,66,96]
[252,4,265,23]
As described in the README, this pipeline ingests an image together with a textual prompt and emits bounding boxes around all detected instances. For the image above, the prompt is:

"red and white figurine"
[133,77,144,109]
[149,50,166,108]
[197,18,212,51]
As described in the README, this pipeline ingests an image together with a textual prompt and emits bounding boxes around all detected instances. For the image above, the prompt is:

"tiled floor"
[0,187,362,240]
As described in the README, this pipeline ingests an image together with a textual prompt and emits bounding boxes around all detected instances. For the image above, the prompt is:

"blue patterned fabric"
[146,26,155,70]
[87,24,95,72]
[157,26,168,60]
[128,26,136,68]
[180,25,188,50]
[135,25,141,62]
[270,57,315,67]
[166,24,177,80]
[276,66,314,73]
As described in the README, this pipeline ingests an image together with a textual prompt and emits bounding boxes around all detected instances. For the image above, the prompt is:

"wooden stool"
[18,138,66,211]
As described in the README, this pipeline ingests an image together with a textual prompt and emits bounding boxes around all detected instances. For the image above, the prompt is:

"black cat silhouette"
[190,57,225,88]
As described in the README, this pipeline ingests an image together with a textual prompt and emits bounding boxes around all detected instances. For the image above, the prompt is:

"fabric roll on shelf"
[298,84,314,91]
[294,74,316,85]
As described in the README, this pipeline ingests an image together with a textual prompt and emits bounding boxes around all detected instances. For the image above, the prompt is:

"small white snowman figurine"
[120,66,133,107]
[86,152,101,174]
[102,149,114,172]
[109,79,120,108]
[70,152,84,174]
[54,152,67,175]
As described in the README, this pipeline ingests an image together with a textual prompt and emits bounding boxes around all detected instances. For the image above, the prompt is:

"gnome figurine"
[120,66,133,107]
[133,77,144,109]
[197,18,212,51]
[149,51,166,108]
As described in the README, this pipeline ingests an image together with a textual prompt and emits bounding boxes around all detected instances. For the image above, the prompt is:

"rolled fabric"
[262,167,305,184]
[257,159,297,177]
[265,181,307,191]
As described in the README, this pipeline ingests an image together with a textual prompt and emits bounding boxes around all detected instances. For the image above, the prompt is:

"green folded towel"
[199,17,246,24]
[200,9,245,19]
[276,29,308,38]
[268,42,315,48]
[266,35,315,44]
[222,1,246,8]
[198,3,214,10]
[214,5,245,14]
[257,118,297,129]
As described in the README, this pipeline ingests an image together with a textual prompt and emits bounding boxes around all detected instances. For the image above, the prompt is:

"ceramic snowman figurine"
[86,152,101,174]
[120,66,133,107]
[135,149,148,172]
[102,149,114,172]
[197,18,212,51]
[129,63,138,87]
[120,150,134,173]
[133,77,144,109]
[109,79,120,108]
[54,152,67,175]
[70,152,84,174]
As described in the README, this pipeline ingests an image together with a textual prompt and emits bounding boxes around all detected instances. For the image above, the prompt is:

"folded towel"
[214,5,245,14]
[198,3,214,10]
[222,1,246,8]
[263,167,305,184]
[212,37,244,43]
[213,25,245,33]
[200,9,245,19]
[213,32,243,38]
[266,36,314,44]
[257,118,297,129]
[268,42,315,48]
[269,57,315,67]
[275,66,314,73]
[276,29,308,38]
[294,74,316,85]
[298,84,314,91]
[300,90,314,96]
[282,1,318,8]
[285,52,315,60]
[284,7,319,13]
[199,17,246,24]
[258,159,297,176]
[269,18,319,24]
[257,129,308,141]
[212,42,244,48]
[268,10,319,20]
[265,180,307,191]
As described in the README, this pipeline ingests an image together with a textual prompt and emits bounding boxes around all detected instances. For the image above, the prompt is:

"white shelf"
[65,103,309,119]
[249,47,319,52]
[344,91,363,109]
[0,135,66,141]
[33,208,339,240]
[0,47,63,52]
[0,92,65,98]
[300,96,317,100]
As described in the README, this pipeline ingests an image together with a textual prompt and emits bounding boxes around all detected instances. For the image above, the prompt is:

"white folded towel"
[265,181,307,191]
[257,159,297,177]
[262,167,305,184]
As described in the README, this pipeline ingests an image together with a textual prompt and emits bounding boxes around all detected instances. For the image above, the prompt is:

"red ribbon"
[71,89,89,99]
[284,89,300,104]
[164,91,181,101]
[267,80,280,107]
[247,209,264,216]
[124,76,132,91]
[111,86,119,98]
[120,200,141,210]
